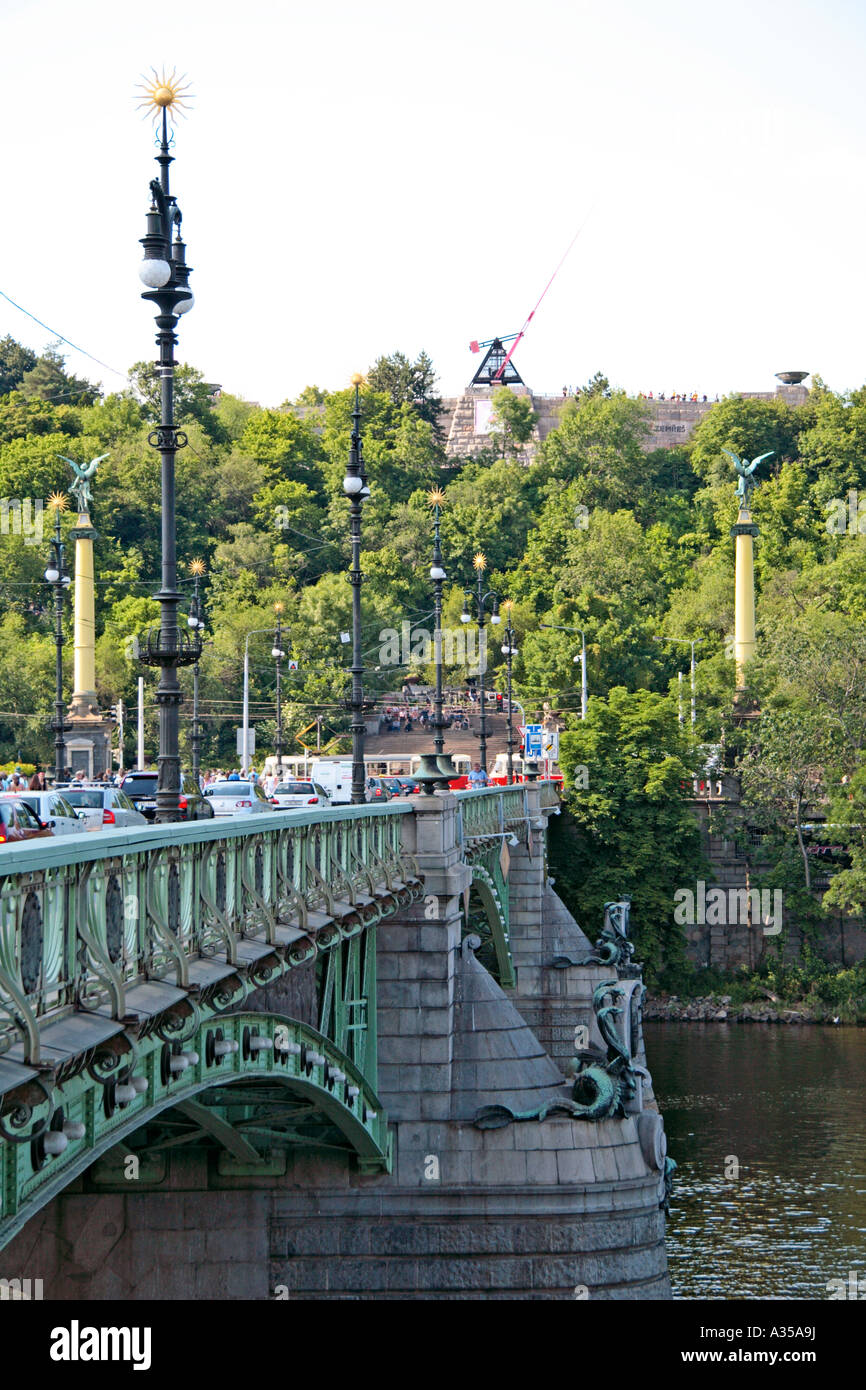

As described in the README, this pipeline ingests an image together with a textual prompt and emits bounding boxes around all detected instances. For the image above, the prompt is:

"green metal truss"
[0,1008,392,1246]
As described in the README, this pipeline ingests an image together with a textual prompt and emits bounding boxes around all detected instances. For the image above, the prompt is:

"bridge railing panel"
[0,806,412,1065]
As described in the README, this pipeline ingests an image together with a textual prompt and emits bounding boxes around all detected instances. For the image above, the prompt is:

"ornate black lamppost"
[272,602,286,773]
[45,493,72,785]
[186,559,206,786]
[429,490,447,761]
[500,600,519,784]
[343,375,368,805]
[137,72,200,822]
[415,489,458,791]
[461,553,500,773]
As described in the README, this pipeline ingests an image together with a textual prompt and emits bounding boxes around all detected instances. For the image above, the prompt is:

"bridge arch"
[464,859,514,987]
[0,1010,389,1249]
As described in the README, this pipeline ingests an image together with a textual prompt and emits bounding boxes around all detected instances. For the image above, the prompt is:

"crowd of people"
[637,391,719,402]
[0,767,111,791]
[378,687,508,735]
[558,387,721,404]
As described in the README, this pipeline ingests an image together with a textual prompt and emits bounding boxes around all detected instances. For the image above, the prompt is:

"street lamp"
[187,559,206,786]
[272,602,286,773]
[500,600,519,784]
[653,635,704,725]
[462,553,500,773]
[137,76,199,822]
[45,492,72,785]
[540,622,587,719]
[343,375,367,805]
[241,625,277,774]
[414,487,458,791]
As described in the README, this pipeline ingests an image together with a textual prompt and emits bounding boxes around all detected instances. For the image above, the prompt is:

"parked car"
[5,790,86,837]
[60,785,148,829]
[365,777,393,802]
[270,780,331,809]
[120,770,215,821]
[395,776,422,796]
[380,776,406,797]
[202,781,276,817]
[0,799,53,844]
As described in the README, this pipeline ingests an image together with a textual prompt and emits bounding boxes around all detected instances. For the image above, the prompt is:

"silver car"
[61,785,148,829]
[202,781,276,817]
[7,790,87,836]
[270,780,331,809]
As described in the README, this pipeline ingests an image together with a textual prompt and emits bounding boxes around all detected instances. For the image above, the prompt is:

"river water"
[644,1021,866,1300]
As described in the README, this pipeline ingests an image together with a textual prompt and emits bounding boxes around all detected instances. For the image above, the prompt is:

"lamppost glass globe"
[272,647,284,659]
[343,476,363,496]
[490,613,501,625]
[139,257,172,288]
[460,612,471,624]
[45,565,59,583]
[175,291,194,315]
[61,574,71,587]
[430,565,446,581]
[187,614,198,628]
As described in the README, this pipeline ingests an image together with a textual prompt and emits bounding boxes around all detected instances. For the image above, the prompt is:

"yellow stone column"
[731,509,759,692]
[71,509,97,705]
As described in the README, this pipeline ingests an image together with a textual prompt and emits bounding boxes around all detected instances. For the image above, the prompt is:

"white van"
[309,759,354,805]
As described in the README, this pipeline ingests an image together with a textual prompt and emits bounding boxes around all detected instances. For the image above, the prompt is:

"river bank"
[644,993,851,1024]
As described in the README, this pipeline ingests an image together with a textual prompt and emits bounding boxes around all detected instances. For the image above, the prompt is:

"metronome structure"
[469,337,525,388]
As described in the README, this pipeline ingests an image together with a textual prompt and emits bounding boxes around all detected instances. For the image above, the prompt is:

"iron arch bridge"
[0,786,557,1248]
[0,805,422,1248]
[456,785,539,988]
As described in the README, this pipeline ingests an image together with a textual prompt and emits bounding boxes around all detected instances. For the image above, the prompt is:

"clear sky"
[1,0,864,406]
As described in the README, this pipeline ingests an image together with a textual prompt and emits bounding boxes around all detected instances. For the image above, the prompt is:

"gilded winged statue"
[58,453,109,514]
[721,448,773,511]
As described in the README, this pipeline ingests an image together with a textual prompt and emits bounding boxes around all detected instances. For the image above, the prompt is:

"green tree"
[20,343,100,407]
[489,386,537,456]
[549,687,703,979]
[688,394,803,487]
[823,760,866,915]
[0,336,37,396]
[367,350,443,436]
[240,408,325,489]
[538,391,652,513]
[129,361,226,441]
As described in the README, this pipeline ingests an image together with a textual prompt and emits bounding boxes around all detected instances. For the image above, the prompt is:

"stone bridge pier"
[264,787,670,1299]
[0,786,670,1300]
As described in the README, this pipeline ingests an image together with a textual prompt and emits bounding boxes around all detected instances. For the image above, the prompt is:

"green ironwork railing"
[0,804,414,1067]
[456,784,531,843]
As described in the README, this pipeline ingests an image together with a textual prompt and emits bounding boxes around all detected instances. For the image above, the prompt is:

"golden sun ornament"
[189,558,206,576]
[47,492,68,511]
[473,552,487,571]
[428,488,446,508]
[136,67,193,123]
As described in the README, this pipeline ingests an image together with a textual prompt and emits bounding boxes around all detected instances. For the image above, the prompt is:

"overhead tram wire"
[0,289,132,387]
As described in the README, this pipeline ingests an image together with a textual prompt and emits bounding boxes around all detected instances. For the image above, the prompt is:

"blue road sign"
[524,724,543,758]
